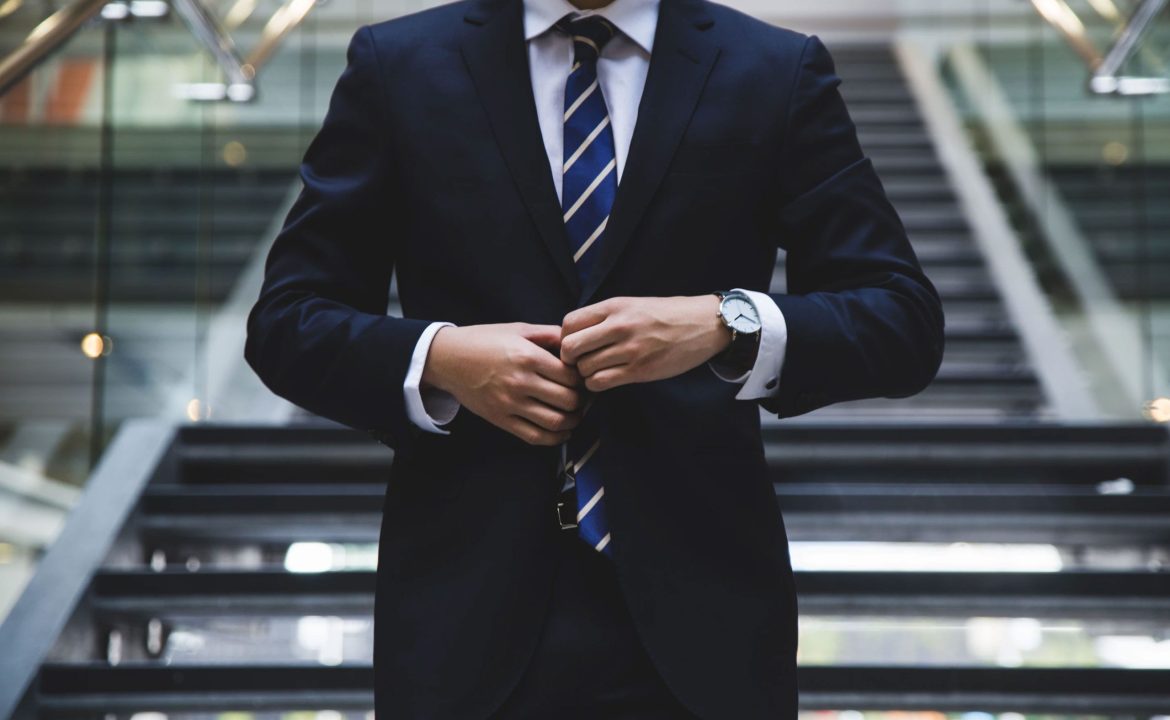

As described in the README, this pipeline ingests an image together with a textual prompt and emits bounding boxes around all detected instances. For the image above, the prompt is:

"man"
[244,0,945,716]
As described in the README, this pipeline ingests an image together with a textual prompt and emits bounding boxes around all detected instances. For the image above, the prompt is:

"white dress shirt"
[402,0,788,434]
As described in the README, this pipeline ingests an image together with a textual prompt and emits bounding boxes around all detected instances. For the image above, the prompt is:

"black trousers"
[490,527,700,719]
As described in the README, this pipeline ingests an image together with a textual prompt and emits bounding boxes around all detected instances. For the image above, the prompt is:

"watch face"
[720,295,761,333]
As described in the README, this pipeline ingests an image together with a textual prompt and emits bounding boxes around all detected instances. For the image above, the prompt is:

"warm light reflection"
[80,332,111,358]
[262,0,316,43]
[0,543,13,564]
[223,141,247,167]
[1145,397,1170,423]
[223,0,258,29]
[247,0,317,69]
[1102,140,1129,166]
[0,0,23,20]
[1031,0,1087,38]
[27,11,63,42]
[1085,0,1123,22]
[789,542,1064,572]
[186,397,210,421]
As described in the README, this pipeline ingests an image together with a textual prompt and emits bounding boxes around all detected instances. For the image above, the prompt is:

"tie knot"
[554,13,618,64]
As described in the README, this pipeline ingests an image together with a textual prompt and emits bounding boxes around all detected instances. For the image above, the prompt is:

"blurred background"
[1,0,1170,718]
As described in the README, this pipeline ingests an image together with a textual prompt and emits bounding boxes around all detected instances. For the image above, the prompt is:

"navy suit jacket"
[244,0,945,717]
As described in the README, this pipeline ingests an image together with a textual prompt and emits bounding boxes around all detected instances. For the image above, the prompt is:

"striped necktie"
[556,12,618,557]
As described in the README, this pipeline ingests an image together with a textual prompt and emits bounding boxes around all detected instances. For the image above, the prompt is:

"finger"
[562,298,618,338]
[515,399,581,433]
[576,343,634,378]
[517,323,564,353]
[584,365,631,392]
[526,377,583,412]
[505,415,573,447]
[527,347,583,388]
[561,318,621,365]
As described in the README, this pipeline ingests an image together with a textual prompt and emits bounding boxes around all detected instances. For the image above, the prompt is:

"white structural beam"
[895,39,1101,420]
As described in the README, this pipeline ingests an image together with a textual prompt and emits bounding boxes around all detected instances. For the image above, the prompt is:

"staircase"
[3,421,1169,717]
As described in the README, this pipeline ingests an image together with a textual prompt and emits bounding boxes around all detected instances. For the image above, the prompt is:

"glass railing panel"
[943,21,1170,419]
[0,10,113,622]
[0,0,391,625]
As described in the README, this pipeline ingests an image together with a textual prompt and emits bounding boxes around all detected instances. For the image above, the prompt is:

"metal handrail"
[1029,0,1104,67]
[245,0,320,74]
[1090,0,1169,94]
[168,0,321,102]
[170,0,255,100]
[0,0,107,97]
[1030,0,1170,95]
[0,0,321,103]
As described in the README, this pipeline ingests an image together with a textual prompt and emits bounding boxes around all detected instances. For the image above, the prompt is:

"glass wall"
[934,0,1170,420]
[0,0,420,618]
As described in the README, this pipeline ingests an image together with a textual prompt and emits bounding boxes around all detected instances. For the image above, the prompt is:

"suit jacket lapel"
[460,0,582,299]
[578,0,719,306]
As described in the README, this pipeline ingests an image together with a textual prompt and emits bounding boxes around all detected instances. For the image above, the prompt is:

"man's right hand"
[421,323,585,446]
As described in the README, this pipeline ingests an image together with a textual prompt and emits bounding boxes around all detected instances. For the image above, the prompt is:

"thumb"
[518,323,563,352]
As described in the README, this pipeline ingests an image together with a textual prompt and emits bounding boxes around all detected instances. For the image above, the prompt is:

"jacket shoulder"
[700,0,811,57]
[363,0,475,51]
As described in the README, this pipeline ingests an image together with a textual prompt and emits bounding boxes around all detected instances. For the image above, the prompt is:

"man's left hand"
[560,295,732,392]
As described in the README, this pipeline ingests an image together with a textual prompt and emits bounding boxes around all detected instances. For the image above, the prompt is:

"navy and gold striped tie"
[557,13,618,557]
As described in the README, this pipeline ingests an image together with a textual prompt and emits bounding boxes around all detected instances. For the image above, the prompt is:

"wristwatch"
[712,290,762,374]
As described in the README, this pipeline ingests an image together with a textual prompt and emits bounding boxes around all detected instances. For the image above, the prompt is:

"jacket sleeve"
[244,25,431,449]
[758,35,946,419]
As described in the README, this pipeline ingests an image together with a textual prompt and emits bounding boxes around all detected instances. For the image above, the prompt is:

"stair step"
[33,664,1170,714]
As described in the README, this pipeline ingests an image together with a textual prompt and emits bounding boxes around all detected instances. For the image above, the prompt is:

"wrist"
[699,294,733,359]
[421,325,457,393]
[709,290,761,372]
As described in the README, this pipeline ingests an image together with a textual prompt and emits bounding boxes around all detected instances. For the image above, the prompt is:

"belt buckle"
[556,462,577,531]
[556,498,578,530]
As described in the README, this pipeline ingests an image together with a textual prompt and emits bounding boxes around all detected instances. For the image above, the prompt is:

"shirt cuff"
[707,288,788,400]
[404,321,461,434]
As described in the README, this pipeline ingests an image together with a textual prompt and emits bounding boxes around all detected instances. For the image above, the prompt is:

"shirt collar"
[523,0,660,55]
